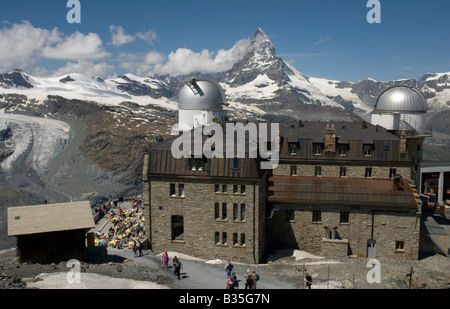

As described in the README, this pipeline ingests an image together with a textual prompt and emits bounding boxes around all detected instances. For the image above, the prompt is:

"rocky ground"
[1,246,449,290]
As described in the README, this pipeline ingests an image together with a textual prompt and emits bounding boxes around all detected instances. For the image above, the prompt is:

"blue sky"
[0,0,449,82]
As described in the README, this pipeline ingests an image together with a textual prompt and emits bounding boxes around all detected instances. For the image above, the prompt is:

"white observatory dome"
[374,86,427,114]
[370,86,430,135]
[177,76,227,131]
[178,77,226,110]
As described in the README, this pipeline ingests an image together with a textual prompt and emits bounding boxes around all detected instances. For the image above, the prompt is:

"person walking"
[251,269,259,289]
[226,276,235,289]
[137,239,143,257]
[132,241,138,258]
[305,272,313,289]
[162,251,169,268]
[232,272,239,289]
[244,269,253,289]
[225,259,233,279]
[173,256,183,280]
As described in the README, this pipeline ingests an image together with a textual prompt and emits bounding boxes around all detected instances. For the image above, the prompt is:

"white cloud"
[0,21,59,72]
[119,51,166,77]
[153,38,251,76]
[0,21,109,73]
[42,31,110,60]
[108,25,136,46]
[136,29,157,44]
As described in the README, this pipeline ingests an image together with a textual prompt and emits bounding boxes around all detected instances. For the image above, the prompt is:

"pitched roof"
[268,176,419,209]
[7,201,95,236]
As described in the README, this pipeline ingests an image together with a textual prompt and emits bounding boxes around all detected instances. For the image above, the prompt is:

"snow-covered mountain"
[0,70,177,110]
[2,29,448,122]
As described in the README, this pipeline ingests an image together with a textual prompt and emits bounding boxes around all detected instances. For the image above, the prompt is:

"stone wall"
[273,164,411,180]
[267,204,420,260]
[146,179,265,263]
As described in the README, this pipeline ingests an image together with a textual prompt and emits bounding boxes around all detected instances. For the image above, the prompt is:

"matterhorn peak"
[254,28,270,42]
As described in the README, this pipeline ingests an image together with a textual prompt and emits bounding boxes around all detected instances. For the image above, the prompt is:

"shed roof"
[268,176,419,209]
[7,201,95,236]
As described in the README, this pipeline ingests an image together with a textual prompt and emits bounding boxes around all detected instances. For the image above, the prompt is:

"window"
[312,210,321,223]
[232,157,239,169]
[179,184,185,197]
[315,166,322,177]
[233,233,238,246]
[289,143,299,155]
[290,165,297,176]
[339,145,347,156]
[215,232,220,244]
[222,184,227,193]
[222,203,227,220]
[395,241,405,252]
[340,211,349,223]
[241,185,246,194]
[189,157,204,171]
[240,233,246,246]
[171,216,184,241]
[233,184,238,194]
[389,168,397,179]
[233,203,239,220]
[215,203,220,219]
[214,184,220,193]
[365,168,373,178]
[170,183,176,196]
[364,144,373,156]
[222,232,227,245]
[314,143,323,156]
[340,167,347,177]
[286,209,294,221]
[240,204,246,221]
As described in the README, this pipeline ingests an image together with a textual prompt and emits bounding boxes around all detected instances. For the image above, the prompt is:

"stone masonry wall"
[274,164,411,181]
[147,179,263,264]
[267,204,420,260]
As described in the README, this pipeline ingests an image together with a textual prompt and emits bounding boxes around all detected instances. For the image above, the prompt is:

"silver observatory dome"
[178,76,226,111]
[374,86,427,114]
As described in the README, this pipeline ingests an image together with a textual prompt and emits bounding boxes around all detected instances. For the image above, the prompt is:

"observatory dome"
[178,77,226,111]
[374,86,427,114]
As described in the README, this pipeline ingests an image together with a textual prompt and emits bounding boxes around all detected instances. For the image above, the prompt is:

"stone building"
[267,121,422,260]
[142,79,425,263]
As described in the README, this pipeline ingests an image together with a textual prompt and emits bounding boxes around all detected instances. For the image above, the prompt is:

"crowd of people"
[225,259,259,289]
[94,196,146,250]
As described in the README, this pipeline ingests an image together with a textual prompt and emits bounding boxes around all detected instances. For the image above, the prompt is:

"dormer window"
[289,143,299,155]
[363,144,374,157]
[313,143,323,156]
[339,145,348,157]
[189,157,205,171]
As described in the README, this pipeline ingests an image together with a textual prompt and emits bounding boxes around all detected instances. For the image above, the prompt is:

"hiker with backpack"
[225,259,233,279]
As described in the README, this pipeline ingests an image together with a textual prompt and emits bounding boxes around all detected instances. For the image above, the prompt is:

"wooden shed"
[7,201,95,264]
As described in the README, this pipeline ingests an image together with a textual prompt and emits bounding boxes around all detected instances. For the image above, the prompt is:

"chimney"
[324,124,336,153]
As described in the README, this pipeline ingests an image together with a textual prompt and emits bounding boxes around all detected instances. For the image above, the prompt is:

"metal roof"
[8,201,95,236]
[268,176,419,209]
[374,86,428,114]
[178,76,226,111]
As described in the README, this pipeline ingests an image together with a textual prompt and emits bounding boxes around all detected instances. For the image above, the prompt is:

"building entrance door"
[367,239,376,258]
